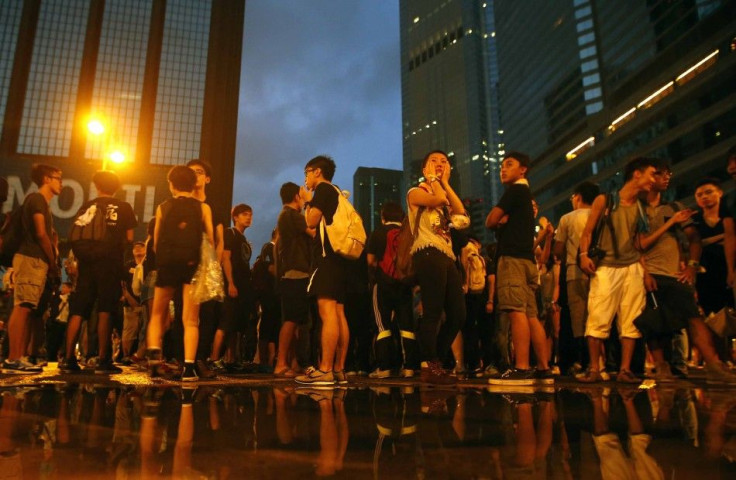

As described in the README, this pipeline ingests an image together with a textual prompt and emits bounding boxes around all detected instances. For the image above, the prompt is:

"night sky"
[234,0,402,251]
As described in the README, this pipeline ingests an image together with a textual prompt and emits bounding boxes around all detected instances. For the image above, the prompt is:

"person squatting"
[2,147,736,386]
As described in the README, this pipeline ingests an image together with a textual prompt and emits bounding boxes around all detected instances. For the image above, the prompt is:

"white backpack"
[464,243,486,293]
[320,185,367,260]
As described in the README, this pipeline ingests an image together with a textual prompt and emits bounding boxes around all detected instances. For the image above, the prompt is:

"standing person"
[367,202,416,378]
[459,236,487,376]
[210,204,254,370]
[121,242,146,362]
[295,155,350,385]
[576,157,656,384]
[186,159,229,376]
[553,181,600,374]
[637,159,736,384]
[60,170,137,374]
[146,166,214,382]
[254,229,280,368]
[274,182,314,377]
[407,150,468,384]
[3,164,61,374]
[486,152,551,385]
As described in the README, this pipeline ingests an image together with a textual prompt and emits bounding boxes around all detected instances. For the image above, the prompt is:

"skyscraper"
[495,0,736,221]
[400,0,502,243]
[353,166,404,233]
[0,0,245,235]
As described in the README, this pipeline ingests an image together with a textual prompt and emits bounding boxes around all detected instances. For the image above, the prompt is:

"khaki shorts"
[12,254,49,308]
[496,256,538,318]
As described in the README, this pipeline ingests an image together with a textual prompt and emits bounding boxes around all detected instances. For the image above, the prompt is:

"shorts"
[220,287,253,334]
[567,277,590,338]
[12,254,49,308]
[307,254,346,303]
[69,259,122,316]
[650,274,699,330]
[585,263,645,339]
[280,277,310,325]
[156,263,197,288]
[496,256,538,318]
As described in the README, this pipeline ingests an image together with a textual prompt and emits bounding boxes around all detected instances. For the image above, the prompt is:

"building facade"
[495,0,736,222]
[400,0,502,243]
[353,166,404,234]
[0,0,245,238]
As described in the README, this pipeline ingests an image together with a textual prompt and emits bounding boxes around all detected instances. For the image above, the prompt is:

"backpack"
[156,197,203,268]
[321,185,366,260]
[465,249,486,294]
[377,226,402,280]
[392,206,424,283]
[69,200,109,262]
[0,207,23,268]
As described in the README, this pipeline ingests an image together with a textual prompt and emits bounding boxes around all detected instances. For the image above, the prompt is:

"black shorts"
[307,254,346,303]
[156,263,197,288]
[280,277,311,325]
[220,288,254,334]
[652,274,700,330]
[69,259,122,317]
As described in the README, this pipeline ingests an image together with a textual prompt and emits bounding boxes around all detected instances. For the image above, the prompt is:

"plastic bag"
[190,234,225,304]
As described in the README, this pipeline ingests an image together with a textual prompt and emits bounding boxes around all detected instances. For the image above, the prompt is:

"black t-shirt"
[224,227,252,286]
[495,183,534,261]
[693,203,733,288]
[76,196,138,260]
[19,192,54,263]
[204,197,229,243]
[276,205,311,276]
[310,182,340,256]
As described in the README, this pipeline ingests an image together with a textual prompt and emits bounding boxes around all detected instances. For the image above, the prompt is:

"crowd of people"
[2,147,736,387]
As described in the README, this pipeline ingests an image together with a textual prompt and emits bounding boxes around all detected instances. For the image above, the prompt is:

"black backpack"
[156,197,203,268]
[69,200,110,262]
[0,207,23,268]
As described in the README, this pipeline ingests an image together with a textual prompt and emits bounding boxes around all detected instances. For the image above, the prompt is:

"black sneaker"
[195,360,217,379]
[181,363,199,382]
[95,359,123,374]
[488,368,535,386]
[59,357,82,373]
[534,369,556,385]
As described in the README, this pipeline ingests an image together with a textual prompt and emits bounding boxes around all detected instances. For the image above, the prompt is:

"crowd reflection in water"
[0,384,734,478]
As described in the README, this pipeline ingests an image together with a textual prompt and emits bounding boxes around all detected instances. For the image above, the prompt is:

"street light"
[87,119,105,136]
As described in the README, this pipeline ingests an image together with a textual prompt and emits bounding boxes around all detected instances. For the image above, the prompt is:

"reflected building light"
[637,81,674,109]
[566,137,595,161]
[675,49,719,86]
[608,107,636,133]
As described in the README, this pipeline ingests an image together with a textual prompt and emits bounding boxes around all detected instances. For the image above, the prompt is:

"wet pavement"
[1,365,735,478]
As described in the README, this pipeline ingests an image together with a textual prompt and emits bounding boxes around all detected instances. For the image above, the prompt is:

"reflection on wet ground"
[1,371,735,478]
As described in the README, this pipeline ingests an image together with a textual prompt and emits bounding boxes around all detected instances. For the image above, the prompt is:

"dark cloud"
[234,0,401,249]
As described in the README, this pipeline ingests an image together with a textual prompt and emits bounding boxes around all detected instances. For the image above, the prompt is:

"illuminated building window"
[637,81,674,110]
[566,137,595,161]
[675,49,719,87]
[18,0,89,156]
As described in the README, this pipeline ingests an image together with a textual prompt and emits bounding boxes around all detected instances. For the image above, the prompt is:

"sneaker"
[369,368,391,379]
[28,355,47,368]
[195,360,217,379]
[58,357,82,373]
[705,361,736,384]
[295,368,335,386]
[567,362,584,376]
[453,368,468,380]
[616,370,641,384]
[534,369,556,385]
[671,364,689,379]
[550,365,561,376]
[400,368,416,378]
[95,359,123,374]
[483,365,501,378]
[420,361,457,385]
[2,359,41,374]
[181,363,199,382]
[575,368,603,384]
[333,371,348,385]
[208,358,226,373]
[599,369,611,381]
[488,368,535,386]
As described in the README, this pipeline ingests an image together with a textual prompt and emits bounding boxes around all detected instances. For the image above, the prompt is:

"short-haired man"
[577,157,656,383]
[273,182,314,377]
[636,159,736,384]
[60,170,137,374]
[210,203,254,370]
[486,152,551,385]
[296,155,350,385]
[367,201,416,378]
[121,241,146,361]
[3,164,61,373]
[553,181,600,374]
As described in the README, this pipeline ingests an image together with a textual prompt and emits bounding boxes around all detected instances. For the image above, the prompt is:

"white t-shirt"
[554,208,590,281]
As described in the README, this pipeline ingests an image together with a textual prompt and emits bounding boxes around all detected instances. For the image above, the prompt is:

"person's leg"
[181,284,201,364]
[451,332,464,371]
[413,249,449,363]
[509,311,531,369]
[317,298,339,372]
[372,282,395,372]
[619,337,637,373]
[617,263,646,375]
[97,312,112,361]
[275,321,297,372]
[8,305,31,361]
[334,302,349,372]
[64,315,84,360]
[146,287,174,350]
[436,255,465,362]
[529,316,549,370]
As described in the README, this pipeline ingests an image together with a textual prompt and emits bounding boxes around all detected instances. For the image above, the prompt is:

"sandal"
[274,367,296,378]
